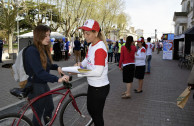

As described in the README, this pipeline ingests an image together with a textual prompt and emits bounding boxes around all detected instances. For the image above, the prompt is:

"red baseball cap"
[79,19,100,32]
[137,38,144,42]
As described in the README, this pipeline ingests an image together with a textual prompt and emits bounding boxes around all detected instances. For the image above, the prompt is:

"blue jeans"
[146,55,152,72]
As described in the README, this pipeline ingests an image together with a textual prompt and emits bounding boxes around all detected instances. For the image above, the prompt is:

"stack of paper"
[62,66,91,73]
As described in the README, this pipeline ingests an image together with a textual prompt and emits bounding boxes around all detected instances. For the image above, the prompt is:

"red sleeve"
[119,46,124,68]
[94,48,107,66]
[141,48,146,53]
[146,44,148,49]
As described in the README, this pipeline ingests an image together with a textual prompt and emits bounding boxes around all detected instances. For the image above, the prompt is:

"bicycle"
[0,79,93,126]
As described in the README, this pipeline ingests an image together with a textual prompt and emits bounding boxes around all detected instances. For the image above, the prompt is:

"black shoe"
[135,90,143,93]
[134,89,137,92]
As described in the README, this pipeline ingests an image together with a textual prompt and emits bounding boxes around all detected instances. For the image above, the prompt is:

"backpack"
[12,45,32,88]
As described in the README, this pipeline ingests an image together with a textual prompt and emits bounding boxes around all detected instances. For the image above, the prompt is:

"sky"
[123,0,182,39]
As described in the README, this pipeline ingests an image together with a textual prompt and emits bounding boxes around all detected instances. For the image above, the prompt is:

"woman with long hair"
[119,36,137,99]
[24,25,69,126]
[74,19,110,126]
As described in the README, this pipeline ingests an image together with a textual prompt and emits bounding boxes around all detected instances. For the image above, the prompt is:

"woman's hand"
[58,67,65,76]
[58,75,69,83]
[74,62,82,67]
[119,67,123,71]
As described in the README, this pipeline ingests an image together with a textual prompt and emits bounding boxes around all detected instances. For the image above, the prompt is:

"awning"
[174,34,185,39]
[19,32,65,39]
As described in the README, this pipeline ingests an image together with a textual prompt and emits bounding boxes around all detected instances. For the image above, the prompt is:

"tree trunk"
[8,32,13,54]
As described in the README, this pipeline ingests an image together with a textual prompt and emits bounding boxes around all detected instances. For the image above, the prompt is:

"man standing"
[117,39,125,65]
[74,37,81,63]
[0,38,3,63]
[145,37,154,74]
[64,38,70,61]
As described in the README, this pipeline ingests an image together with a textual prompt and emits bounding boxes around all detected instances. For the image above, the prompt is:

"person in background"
[74,37,81,63]
[119,36,137,99]
[118,39,125,66]
[64,38,70,61]
[53,39,61,61]
[157,41,160,54]
[80,40,86,61]
[0,38,3,63]
[134,38,146,93]
[76,19,110,126]
[113,41,119,63]
[107,41,113,63]
[145,37,154,74]
[59,38,63,60]
[24,25,69,126]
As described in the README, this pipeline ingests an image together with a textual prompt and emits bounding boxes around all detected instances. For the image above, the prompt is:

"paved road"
[0,51,194,126]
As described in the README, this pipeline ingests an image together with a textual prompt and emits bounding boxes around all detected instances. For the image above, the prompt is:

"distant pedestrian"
[108,41,113,62]
[74,37,81,63]
[113,41,119,63]
[53,39,61,61]
[64,38,70,61]
[119,36,137,99]
[134,38,146,93]
[145,37,154,74]
[80,40,85,61]
[157,41,160,54]
[0,38,3,63]
[118,39,125,65]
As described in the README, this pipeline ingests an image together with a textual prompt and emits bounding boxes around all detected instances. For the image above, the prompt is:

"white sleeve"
[77,65,104,77]
[81,58,87,67]
[135,52,146,60]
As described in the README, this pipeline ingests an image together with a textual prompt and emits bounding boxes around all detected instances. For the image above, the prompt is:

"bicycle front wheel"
[0,113,33,126]
[59,93,93,126]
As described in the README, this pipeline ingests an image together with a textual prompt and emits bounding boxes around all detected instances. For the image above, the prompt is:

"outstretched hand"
[58,67,65,76]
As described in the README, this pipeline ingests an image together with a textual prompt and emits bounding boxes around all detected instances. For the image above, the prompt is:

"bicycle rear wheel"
[59,93,93,126]
[0,113,33,126]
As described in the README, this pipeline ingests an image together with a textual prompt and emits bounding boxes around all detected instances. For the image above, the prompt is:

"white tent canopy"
[19,32,65,39]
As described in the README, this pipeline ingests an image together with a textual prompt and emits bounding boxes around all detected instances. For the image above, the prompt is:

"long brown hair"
[33,25,52,69]
[125,36,134,52]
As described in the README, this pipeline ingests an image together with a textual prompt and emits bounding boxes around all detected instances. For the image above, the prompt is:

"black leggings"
[87,84,110,126]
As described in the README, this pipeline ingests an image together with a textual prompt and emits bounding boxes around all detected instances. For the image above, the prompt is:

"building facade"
[173,0,194,35]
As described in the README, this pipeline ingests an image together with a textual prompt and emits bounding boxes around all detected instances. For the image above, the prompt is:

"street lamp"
[16,0,21,52]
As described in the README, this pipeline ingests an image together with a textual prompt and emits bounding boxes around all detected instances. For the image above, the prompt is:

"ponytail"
[98,31,108,50]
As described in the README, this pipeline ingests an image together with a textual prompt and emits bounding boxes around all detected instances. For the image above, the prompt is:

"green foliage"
[0,0,130,39]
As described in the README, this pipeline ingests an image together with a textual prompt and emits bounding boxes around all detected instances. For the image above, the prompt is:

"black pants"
[28,83,54,126]
[108,52,113,62]
[0,49,2,62]
[87,84,110,126]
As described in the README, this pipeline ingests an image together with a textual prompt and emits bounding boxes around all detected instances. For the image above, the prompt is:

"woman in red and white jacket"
[119,36,137,99]
[134,38,146,93]
[76,19,109,126]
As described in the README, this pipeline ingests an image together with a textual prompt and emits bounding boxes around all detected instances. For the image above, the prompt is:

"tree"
[0,0,21,54]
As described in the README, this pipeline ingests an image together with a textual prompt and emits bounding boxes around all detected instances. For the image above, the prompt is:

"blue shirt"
[24,46,59,84]
[74,40,81,51]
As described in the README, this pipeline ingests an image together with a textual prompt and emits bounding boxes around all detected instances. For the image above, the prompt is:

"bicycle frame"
[15,85,82,126]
